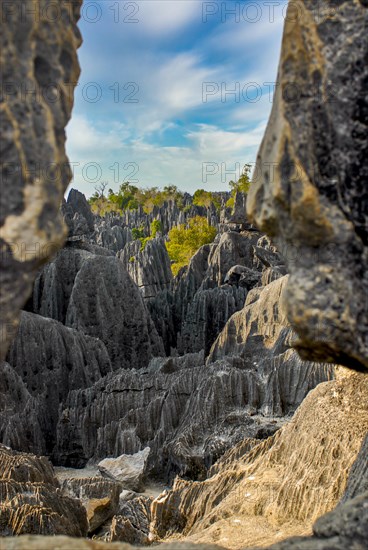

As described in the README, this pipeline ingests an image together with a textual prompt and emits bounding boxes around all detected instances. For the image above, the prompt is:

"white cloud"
[66,117,260,196]
[136,1,200,35]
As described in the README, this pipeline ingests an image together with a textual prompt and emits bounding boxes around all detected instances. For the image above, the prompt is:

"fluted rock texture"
[0,446,88,537]
[150,371,368,548]
[61,476,122,533]
[110,496,153,544]
[246,435,368,549]
[54,277,333,475]
[65,255,164,369]
[6,311,112,455]
[247,0,368,371]
[148,230,266,355]
[62,189,95,236]
[119,238,173,299]
[29,247,165,369]
[0,362,45,455]
[0,0,82,360]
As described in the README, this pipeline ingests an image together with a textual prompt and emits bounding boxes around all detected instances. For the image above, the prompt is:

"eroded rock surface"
[61,476,122,533]
[0,0,82,360]
[65,255,164,369]
[119,238,173,299]
[0,446,88,537]
[54,278,333,476]
[6,311,112,455]
[247,0,368,371]
[150,372,368,548]
[98,448,150,491]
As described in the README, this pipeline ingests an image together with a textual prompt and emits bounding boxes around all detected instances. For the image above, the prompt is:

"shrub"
[166,216,217,276]
[193,189,221,211]
[150,219,163,238]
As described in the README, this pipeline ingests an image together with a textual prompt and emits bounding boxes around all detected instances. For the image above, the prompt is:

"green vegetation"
[90,183,184,215]
[131,220,163,252]
[166,216,217,276]
[226,164,252,208]
[150,219,163,238]
[193,189,221,211]
[131,226,145,241]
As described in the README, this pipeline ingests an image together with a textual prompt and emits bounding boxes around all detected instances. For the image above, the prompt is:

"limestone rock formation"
[95,220,133,253]
[148,229,265,355]
[247,0,368,371]
[0,446,88,537]
[62,189,95,236]
[150,371,368,548]
[65,255,164,369]
[0,0,82,360]
[61,476,122,534]
[29,246,165,370]
[54,279,333,477]
[110,496,153,544]
[247,434,368,550]
[119,238,173,299]
[0,362,45,455]
[98,448,150,491]
[176,285,247,356]
[31,245,112,324]
[5,311,112,455]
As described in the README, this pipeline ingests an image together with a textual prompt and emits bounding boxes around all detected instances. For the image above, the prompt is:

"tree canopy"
[166,216,217,275]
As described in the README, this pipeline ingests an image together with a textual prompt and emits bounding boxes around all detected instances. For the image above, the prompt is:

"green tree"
[166,216,217,276]
[193,189,221,211]
[227,164,252,208]
[151,219,163,238]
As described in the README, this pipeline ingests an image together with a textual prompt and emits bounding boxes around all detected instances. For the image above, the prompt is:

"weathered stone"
[177,286,247,356]
[55,279,333,478]
[65,255,165,370]
[148,229,269,356]
[0,445,56,485]
[64,189,95,234]
[0,446,88,537]
[119,237,173,299]
[6,311,112,455]
[247,0,368,371]
[98,448,150,492]
[60,476,122,533]
[0,363,45,455]
[110,496,153,544]
[0,0,82,360]
[95,221,133,253]
[150,372,368,548]
[340,433,368,503]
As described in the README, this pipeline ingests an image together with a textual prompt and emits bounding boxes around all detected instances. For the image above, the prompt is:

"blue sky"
[66,0,287,196]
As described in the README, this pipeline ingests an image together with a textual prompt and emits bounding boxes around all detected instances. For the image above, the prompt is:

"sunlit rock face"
[0,0,83,360]
[247,0,368,371]
[0,445,88,537]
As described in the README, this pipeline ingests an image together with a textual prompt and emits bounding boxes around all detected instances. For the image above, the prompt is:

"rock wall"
[150,371,368,548]
[0,0,83,360]
[247,0,368,371]
[5,311,112,454]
